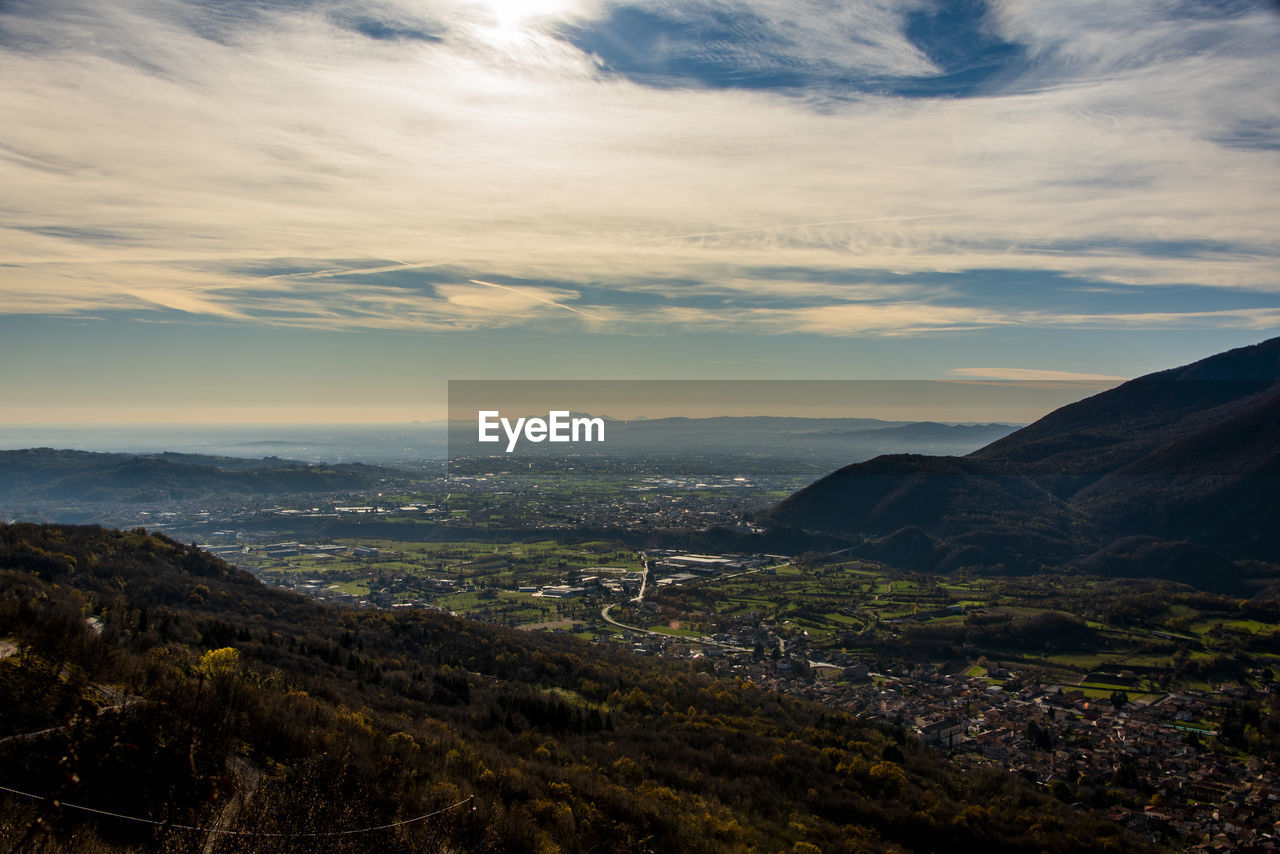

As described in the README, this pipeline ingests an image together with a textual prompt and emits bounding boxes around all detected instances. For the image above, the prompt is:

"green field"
[644,555,1280,696]
[241,538,642,627]
[239,537,1280,700]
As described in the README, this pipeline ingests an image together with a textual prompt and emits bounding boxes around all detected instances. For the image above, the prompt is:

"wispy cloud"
[1020,307,1280,331]
[949,367,1126,382]
[467,279,608,322]
[0,0,1278,338]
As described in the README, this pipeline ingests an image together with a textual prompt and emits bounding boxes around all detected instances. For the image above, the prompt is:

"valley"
[4,338,1280,851]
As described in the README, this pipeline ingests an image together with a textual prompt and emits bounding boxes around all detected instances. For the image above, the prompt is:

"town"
[199,534,1280,850]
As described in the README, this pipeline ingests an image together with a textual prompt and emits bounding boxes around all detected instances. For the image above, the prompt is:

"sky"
[2,0,1279,424]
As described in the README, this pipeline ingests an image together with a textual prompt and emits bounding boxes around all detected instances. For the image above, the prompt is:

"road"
[604,555,837,660]
[600,603,637,632]
[601,603,840,667]
[634,552,649,602]
[600,604,750,652]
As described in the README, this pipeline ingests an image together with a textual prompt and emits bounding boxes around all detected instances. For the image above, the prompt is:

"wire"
[0,784,473,837]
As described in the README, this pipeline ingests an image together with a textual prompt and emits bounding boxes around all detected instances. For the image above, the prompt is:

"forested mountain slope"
[763,337,1280,588]
[0,523,1144,853]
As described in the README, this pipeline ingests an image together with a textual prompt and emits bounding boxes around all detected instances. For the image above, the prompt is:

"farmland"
[230,538,1280,700]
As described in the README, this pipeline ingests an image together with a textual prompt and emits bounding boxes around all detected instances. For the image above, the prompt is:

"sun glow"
[479,0,576,28]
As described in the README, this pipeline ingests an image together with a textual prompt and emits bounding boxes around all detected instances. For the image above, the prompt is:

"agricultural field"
[642,555,1280,694]
[234,536,1280,696]
[235,538,643,630]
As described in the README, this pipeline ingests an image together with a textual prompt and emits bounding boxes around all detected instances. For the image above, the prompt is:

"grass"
[232,530,1280,701]
[645,624,705,638]
[1189,618,1274,636]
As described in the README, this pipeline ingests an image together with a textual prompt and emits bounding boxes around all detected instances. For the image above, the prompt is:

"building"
[538,586,585,599]
[918,717,967,748]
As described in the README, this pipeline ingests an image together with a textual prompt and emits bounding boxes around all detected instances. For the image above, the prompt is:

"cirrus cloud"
[0,0,1278,341]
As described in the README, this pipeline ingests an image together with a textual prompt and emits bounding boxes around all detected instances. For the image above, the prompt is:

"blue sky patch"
[330,12,443,43]
[559,0,1024,97]
[559,5,813,91]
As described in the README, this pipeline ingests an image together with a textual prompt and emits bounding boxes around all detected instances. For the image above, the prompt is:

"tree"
[200,646,240,680]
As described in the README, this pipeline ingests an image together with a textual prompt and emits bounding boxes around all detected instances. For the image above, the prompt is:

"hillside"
[0,448,408,507]
[0,523,1147,853]
[970,337,1280,474]
[762,337,1280,588]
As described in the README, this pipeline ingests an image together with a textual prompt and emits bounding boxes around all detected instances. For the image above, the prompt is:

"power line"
[0,784,473,838]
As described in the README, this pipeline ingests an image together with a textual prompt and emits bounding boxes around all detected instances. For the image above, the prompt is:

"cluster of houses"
[584,605,1280,851]
[743,662,1279,850]
[520,553,772,600]
[468,475,783,532]
[198,530,1279,849]
[202,541,387,560]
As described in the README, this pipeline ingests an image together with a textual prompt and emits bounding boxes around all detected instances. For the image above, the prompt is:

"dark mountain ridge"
[762,337,1280,589]
[971,341,1280,473]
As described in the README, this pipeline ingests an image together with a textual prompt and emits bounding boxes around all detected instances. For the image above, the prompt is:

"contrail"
[639,213,952,243]
[468,278,607,321]
[262,260,458,280]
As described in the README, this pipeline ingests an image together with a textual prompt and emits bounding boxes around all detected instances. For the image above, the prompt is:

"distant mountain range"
[447,415,1019,469]
[763,337,1280,591]
[0,448,406,505]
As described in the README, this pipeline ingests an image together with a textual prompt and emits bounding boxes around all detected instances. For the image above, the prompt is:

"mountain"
[762,337,1280,589]
[0,423,450,466]
[0,447,410,504]
[0,523,1144,853]
[446,414,1019,472]
[969,336,1280,473]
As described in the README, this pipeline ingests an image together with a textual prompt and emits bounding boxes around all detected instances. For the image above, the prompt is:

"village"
[200,536,1280,850]
[616,626,1280,851]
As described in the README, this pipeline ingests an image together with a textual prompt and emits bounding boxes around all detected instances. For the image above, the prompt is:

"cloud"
[466,278,608,321]
[8,252,1280,340]
[1021,307,1280,331]
[949,367,1127,382]
[0,0,1278,338]
[125,288,252,320]
[747,301,1004,336]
